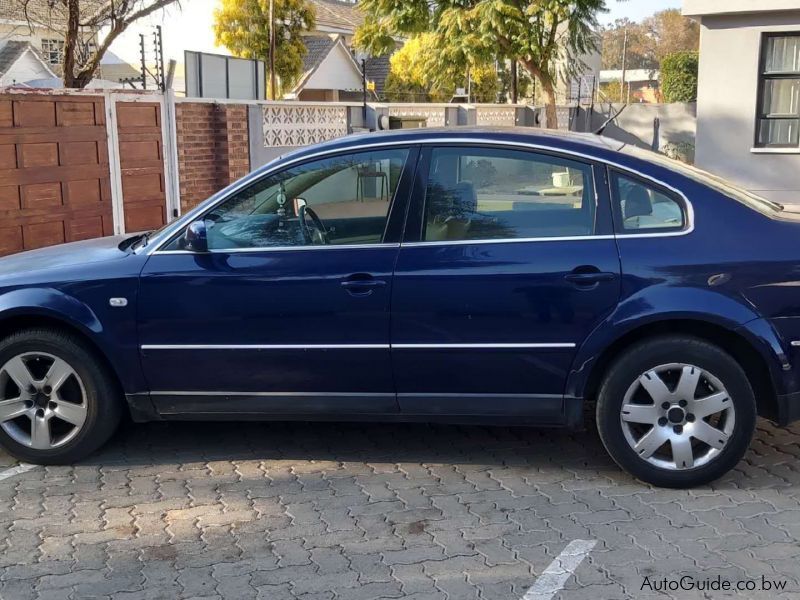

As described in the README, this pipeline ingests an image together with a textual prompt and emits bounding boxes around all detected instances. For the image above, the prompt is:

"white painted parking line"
[521,539,597,600]
[0,463,37,482]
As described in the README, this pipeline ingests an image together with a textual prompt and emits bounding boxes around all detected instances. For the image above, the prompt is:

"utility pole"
[511,59,518,104]
[269,0,277,100]
[361,58,367,121]
[620,25,628,102]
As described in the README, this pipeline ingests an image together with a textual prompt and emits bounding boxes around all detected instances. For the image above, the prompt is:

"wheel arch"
[0,310,128,416]
[575,318,779,423]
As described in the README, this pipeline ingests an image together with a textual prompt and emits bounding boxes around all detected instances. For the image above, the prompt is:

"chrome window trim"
[147,137,696,255]
[400,236,615,248]
[154,243,401,255]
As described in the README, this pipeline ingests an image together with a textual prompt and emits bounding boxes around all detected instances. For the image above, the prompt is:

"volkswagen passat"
[0,127,798,488]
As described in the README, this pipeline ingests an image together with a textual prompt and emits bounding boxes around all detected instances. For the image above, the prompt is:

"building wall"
[694,11,800,203]
[174,101,250,212]
[577,103,696,158]
[0,50,53,86]
[0,23,62,78]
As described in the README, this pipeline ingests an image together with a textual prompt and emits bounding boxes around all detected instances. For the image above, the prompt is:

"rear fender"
[566,286,789,401]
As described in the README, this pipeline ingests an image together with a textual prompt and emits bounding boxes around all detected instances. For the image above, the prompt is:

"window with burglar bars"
[40,39,64,65]
[757,33,800,148]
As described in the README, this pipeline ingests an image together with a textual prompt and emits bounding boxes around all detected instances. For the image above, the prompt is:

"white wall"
[694,11,800,204]
[0,49,54,85]
[684,0,800,17]
[303,43,362,91]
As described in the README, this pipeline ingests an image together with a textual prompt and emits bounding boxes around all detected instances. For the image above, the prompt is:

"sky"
[599,0,683,25]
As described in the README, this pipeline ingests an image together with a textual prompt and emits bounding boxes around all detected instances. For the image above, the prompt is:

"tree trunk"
[510,59,518,104]
[517,59,559,130]
[540,76,558,130]
[61,0,81,87]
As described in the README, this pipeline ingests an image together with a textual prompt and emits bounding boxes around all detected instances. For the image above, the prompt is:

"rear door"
[391,144,621,421]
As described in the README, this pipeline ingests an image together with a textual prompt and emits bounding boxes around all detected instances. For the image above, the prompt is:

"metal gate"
[0,94,114,256]
[106,95,175,234]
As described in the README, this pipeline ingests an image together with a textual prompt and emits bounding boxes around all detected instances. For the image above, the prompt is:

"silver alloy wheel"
[0,352,88,450]
[620,363,736,471]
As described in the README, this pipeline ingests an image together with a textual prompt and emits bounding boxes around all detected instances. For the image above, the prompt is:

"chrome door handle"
[341,275,387,297]
[565,272,616,284]
[340,280,387,289]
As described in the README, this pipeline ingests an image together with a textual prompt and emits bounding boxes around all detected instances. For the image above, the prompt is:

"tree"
[600,19,654,70]
[214,0,315,98]
[354,0,606,129]
[661,50,698,102]
[600,9,699,71]
[12,0,181,88]
[383,33,499,102]
[640,9,699,64]
[383,35,436,101]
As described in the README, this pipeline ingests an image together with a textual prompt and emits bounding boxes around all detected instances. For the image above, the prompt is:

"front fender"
[565,285,791,401]
[0,287,104,335]
[0,286,146,395]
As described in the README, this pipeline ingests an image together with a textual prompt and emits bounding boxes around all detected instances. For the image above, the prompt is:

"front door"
[138,146,417,416]
[391,145,621,421]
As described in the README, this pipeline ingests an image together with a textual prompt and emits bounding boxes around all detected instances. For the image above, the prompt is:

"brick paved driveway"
[1,419,800,600]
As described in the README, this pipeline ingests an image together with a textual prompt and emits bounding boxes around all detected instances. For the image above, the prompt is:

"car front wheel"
[596,335,756,488]
[0,328,122,464]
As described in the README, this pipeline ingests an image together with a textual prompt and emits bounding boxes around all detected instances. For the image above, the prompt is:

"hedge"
[661,51,699,103]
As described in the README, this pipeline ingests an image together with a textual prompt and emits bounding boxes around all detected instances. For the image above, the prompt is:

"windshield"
[619,145,783,214]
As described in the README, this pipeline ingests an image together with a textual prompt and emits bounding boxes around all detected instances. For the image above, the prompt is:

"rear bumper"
[776,391,800,426]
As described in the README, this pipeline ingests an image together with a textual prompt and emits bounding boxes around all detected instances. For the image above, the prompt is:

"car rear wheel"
[0,328,122,465]
[596,335,756,488]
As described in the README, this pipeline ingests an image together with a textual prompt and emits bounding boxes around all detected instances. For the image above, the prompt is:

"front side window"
[757,33,800,147]
[178,149,408,251]
[611,171,685,233]
[422,147,596,242]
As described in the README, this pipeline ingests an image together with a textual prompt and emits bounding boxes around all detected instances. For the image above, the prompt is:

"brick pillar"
[175,102,250,212]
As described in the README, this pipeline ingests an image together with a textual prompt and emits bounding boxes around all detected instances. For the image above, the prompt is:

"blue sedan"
[0,127,797,488]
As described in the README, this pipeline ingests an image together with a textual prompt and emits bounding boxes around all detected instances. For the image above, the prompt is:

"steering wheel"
[298,205,330,245]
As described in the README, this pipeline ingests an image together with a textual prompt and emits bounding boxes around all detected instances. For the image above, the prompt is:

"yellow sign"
[367,80,376,92]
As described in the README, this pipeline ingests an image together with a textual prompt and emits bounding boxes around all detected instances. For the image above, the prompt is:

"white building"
[684,0,800,204]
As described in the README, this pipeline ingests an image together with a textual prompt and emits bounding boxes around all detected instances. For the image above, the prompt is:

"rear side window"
[611,171,686,233]
[422,147,596,242]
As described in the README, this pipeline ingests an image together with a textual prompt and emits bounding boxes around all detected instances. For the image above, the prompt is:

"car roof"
[276,126,626,164]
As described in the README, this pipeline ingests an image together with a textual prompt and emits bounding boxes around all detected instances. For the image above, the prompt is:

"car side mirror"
[182,220,208,253]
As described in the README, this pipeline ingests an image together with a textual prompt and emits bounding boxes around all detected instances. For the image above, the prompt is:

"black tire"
[0,328,122,464]
[596,335,756,488]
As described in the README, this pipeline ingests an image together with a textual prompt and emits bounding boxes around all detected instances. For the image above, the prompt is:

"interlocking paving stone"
[1,419,800,598]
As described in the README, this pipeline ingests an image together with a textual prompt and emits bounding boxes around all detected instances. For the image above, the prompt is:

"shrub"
[661,51,699,103]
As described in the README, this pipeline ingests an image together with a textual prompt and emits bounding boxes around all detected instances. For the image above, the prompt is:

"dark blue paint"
[0,128,799,426]
[138,249,398,403]
[391,240,620,409]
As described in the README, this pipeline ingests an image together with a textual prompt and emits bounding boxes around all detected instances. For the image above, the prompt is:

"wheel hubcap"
[0,352,88,450]
[620,363,736,471]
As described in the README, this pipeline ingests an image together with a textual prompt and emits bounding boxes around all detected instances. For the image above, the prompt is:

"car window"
[171,149,409,251]
[611,171,686,233]
[422,147,596,242]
